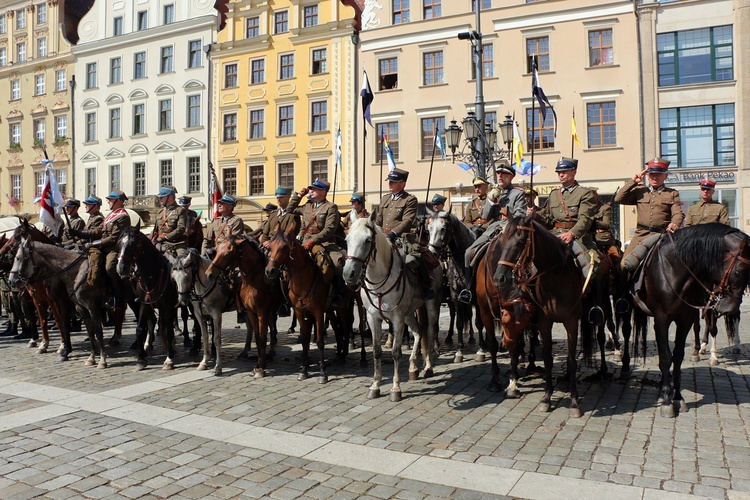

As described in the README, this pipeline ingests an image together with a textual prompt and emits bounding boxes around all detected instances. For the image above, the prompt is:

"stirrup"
[458,289,472,304]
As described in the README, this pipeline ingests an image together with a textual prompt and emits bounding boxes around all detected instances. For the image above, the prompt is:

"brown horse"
[265,230,352,383]
[494,216,592,418]
[206,236,282,377]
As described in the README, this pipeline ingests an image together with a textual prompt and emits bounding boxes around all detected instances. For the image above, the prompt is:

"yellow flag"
[571,114,584,149]
[512,121,524,167]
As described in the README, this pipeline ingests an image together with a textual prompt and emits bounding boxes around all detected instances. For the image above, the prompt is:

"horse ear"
[447,204,453,215]
[369,210,377,223]
[135,220,141,231]
[426,207,434,217]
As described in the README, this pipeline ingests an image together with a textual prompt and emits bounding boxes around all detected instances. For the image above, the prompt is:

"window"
[224,63,238,88]
[472,0,491,10]
[163,4,174,24]
[160,159,173,187]
[10,79,20,100]
[37,3,47,24]
[526,108,555,150]
[36,172,44,197]
[37,37,47,58]
[16,42,26,62]
[586,102,616,148]
[109,108,121,138]
[421,117,445,159]
[223,168,237,196]
[55,116,67,139]
[33,119,45,141]
[113,16,123,36]
[159,99,172,131]
[250,165,264,195]
[423,51,443,85]
[187,95,201,127]
[311,101,327,132]
[160,46,173,73]
[278,163,294,188]
[312,49,327,75]
[57,169,67,196]
[485,111,497,130]
[250,109,264,139]
[34,74,45,95]
[56,70,66,91]
[304,5,318,27]
[657,26,733,86]
[376,122,399,161]
[188,157,201,193]
[188,40,201,68]
[85,112,96,142]
[379,57,398,90]
[86,62,97,88]
[393,0,410,24]
[526,37,550,72]
[16,9,26,30]
[0,48,6,67]
[660,104,735,168]
[589,29,613,67]
[110,164,121,191]
[11,174,21,200]
[251,59,265,84]
[0,14,5,34]
[311,160,328,181]
[137,10,148,31]
[275,11,288,34]
[424,0,441,19]
[110,57,122,84]
[86,168,96,197]
[134,162,146,196]
[134,52,146,79]
[246,16,259,38]
[223,113,237,142]
[278,105,294,136]
[280,53,294,80]
[471,44,494,79]
[133,104,145,135]
[10,123,21,145]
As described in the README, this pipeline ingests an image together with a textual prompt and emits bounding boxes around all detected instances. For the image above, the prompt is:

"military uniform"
[201,214,244,255]
[60,214,85,247]
[592,202,616,247]
[537,183,597,244]
[463,195,494,232]
[152,204,188,253]
[376,191,418,239]
[341,208,369,233]
[684,200,729,226]
[185,208,204,250]
[287,191,343,278]
[261,208,300,243]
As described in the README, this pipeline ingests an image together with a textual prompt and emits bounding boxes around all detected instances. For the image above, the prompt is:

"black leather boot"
[458,266,474,304]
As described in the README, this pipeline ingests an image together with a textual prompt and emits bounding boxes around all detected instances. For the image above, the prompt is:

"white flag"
[39,160,64,234]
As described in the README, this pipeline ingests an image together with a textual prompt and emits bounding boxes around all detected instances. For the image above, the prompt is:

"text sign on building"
[666,169,736,185]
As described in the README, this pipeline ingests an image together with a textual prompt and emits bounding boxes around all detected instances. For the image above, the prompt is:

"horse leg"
[82,316,98,366]
[357,298,367,367]
[181,305,192,347]
[384,322,393,350]
[597,322,609,379]
[537,319,555,414]
[389,315,405,402]
[315,311,327,384]
[367,310,383,399]
[423,300,440,378]
[406,310,424,381]
[485,319,502,393]
[161,308,176,370]
[692,312,704,361]
[253,314,267,378]
[197,308,210,371]
[445,300,455,346]
[653,316,675,417]
[707,312,719,367]
[238,315,254,360]
[564,315,582,419]
[729,313,741,354]
[673,317,692,414]
[109,307,126,348]
[619,305,633,380]
[87,308,107,369]
[297,312,313,381]
[135,310,149,370]
[212,313,223,376]
[269,310,278,348]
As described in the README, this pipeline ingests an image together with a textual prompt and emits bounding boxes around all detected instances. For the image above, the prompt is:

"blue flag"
[514,159,544,176]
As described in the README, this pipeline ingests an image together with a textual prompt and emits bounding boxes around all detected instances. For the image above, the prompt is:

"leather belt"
[637,223,666,233]
[554,221,576,229]
[307,228,321,235]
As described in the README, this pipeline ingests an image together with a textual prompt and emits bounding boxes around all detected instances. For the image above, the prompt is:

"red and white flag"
[208,163,222,220]
[39,160,64,234]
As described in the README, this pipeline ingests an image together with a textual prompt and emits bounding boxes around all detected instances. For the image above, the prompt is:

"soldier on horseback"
[152,186,188,257]
[430,194,446,212]
[376,168,434,300]
[261,187,300,245]
[60,199,85,249]
[177,196,204,250]
[462,176,494,238]
[341,193,369,232]
[202,195,245,258]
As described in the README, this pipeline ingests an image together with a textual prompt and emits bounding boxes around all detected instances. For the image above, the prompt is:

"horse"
[692,310,741,366]
[426,209,476,352]
[632,223,750,417]
[494,216,592,418]
[8,237,108,367]
[116,225,178,371]
[265,230,354,383]
[343,216,442,401]
[206,235,285,376]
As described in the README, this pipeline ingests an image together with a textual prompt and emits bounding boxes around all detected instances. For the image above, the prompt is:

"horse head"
[343,217,388,290]
[715,229,750,316]
[8,236,32,287]
[493,215,533,290]
[206,237,238,280]
[264,231,291,281]
[116,226,140,278]
[171,249,198,306]
[427,210,451,255]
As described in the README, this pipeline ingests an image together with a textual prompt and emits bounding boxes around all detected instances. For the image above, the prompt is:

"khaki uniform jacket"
[287,194,340,246]
[537,183,596,239]
[592,203,616,246]
[462,196,493,230]
[185,209,203,250]
[84,212,105,234]
[201,215,244,254]
[60,214,85,246]
[495,185,527,220]
[615,180,684,255]
[684,200,729,226]
[153,205,188,251]
[376,192,417,237]
[260,209,301,243]
[96,210,131,252]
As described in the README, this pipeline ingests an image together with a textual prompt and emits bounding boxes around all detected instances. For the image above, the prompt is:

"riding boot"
[458,267,473,304]
[0,321,17,337]
[331,276,345,309]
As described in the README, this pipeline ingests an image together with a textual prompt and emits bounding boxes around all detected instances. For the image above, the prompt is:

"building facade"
[211,0,362,227]
[0,1,74,217]
[72,0,218,223]
[358,0,641,239]
[637,0,748,234]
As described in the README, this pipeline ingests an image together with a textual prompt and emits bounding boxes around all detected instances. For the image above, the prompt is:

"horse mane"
[670,224,739,272]
[503,216,571,266]
[16,221,55,245]
[349,217,391,259]
[446,211,475,253]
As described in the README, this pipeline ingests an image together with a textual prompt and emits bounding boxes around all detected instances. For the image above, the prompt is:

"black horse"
[116,225,179,371]
[633,223,750,417]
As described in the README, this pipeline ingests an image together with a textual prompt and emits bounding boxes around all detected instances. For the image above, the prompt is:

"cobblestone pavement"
[0,301,749,500]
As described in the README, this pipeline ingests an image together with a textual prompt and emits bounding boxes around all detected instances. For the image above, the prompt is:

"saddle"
[468,225,504,269]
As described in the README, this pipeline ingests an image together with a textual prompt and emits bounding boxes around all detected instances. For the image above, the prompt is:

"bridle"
[118,232,170,305]
[10,240,86,286]
[173,251,219,302]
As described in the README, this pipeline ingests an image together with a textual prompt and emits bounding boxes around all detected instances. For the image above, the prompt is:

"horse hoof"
[538,402,551,413]
[197,363,207,371]
[690,354,700,362]
[733,347,741,354]
[214,368,222,376]
[618,370,631,381]
[237,351,249,360]
[298,372,308,381]
[384,342,393,350]
[709,358,719,367]
[475,352,486,363]
[367,389,380,399]
[679,400,688,413]
[254,369,265,379]
[136,363,147,371]
[84,359,95,366]
[287,328,295,334]
[423,368,434,378]
[58,355,67,362]
[699,347,707,355]
[389,391,402,402]
[163,362,174,371]
[408,371,418,381]
[660,404,676,418]
[453,353,464,364]
[569,407,582,418]
[487,381,502,393]
[37,347,47,355]
[97,361,107,369]
[318,375,328,384]
[27,340,37,348]
[506,389,521,399]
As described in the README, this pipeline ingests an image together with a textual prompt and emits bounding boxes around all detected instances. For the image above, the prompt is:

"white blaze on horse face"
[428,214,449,251]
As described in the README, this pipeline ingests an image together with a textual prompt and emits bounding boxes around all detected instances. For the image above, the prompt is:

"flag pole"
[42,147,71,234]
[425,127,438,206]
[332,125,339,202]
[530,87,536,194]
[379,135,384,204]
[571,108,575,158]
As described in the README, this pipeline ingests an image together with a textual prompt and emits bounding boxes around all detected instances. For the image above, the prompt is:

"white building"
[72,1,218,222]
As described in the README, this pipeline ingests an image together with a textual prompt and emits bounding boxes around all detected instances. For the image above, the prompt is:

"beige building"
[358,0,641,240]
[0,1,74,216]
[637,0,748,234]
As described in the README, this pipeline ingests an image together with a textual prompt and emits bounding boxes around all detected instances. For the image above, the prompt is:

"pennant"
[512,120,525,168]
[360,70,374,137]
[39,160,64,235]
[335,126,343,172]
[571,111,584,149]
[514,159,544,177]
[531,56,557,136]
[208,162,222,220]
[456,162,473,172]
[434,127,445,161]
[382,134,397,172]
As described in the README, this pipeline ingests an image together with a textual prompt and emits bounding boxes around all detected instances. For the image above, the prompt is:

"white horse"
[343,215,442,401]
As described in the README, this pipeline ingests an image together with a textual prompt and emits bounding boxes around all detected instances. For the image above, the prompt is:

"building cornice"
[361,24,471,53]
[493,1,634,32]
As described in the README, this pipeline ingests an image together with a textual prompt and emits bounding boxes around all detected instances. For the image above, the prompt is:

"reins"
[14,242,87,285]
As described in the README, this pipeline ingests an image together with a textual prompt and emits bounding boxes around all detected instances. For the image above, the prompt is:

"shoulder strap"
[557,190,573,221]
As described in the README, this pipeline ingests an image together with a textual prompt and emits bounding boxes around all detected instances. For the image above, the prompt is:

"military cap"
[177,196,192,206]
[216,194,237,207]
[156,185,177,198]
[555,157,578,172]
[431,194,447,205]
[350,193,365,203]
[386,168,409,182]
[82,196,103,206]
[523,187,538,197]
[308,178,331,191]
[64,198,81,208]
[496,162,516,176]
[472,176,489,186]
[699,179,716,190]
[275,187,293,197]
[646,157,670,174]
[263,202,278,212]
[106,190,128,201]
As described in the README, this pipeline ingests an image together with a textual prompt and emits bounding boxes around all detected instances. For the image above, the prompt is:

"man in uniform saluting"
[684,179,729,226]
[615,157,684,273]
[152,186,188,257]
[202,195,245,258]
[261,187,300,246]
